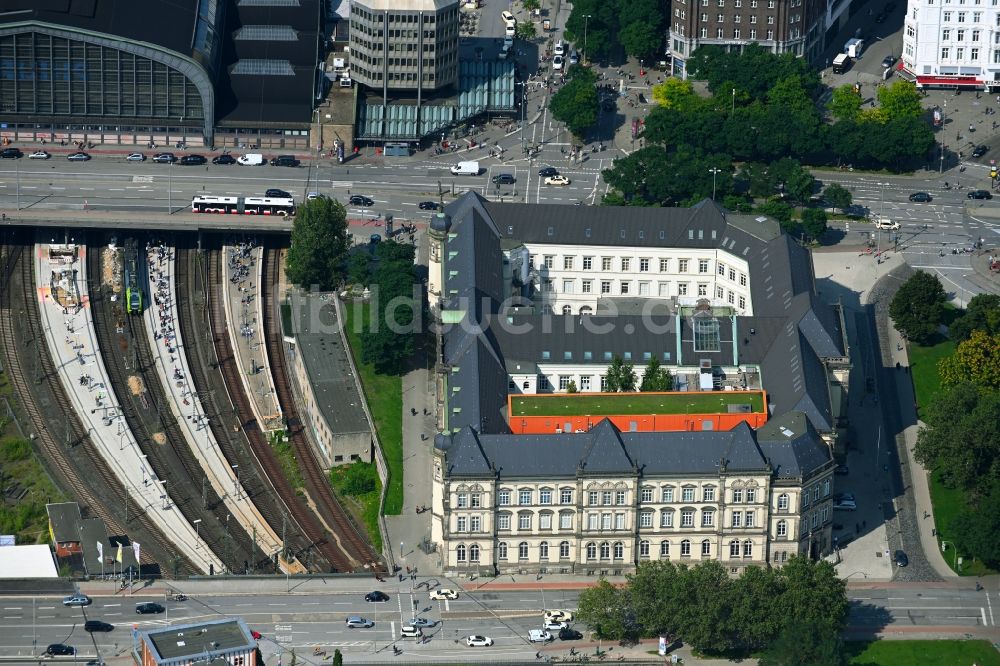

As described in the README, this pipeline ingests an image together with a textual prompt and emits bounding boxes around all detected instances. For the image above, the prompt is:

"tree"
[827,85,862,122]
[757,617,847,666]
[768,157,815,204]
[515,20,537,40]
[876,80,923,120]
[576,578,633,639]
[522,0,540,10]
[756,200,793,224]
[361,242,419,374]
[671,561,736,653]
[914,382,1000,495]
[332,649,344,666]
[627,561,684,637]
[605,356,637,392]
[951,479,1000,567]
[800,208,828,242]
[822,183,853,212]
[620,21,662,59]
[347,251,372,286]
[639,357,672,391]
[949,293,1000,342]
[888,271,947,344]
[566,379,578,394]
[651,78,697,109]
[774,557,849,637]
[286,198,349,290]
[728,566,784,652]
[550,67,599,140]
[341,462,378,495]
[938,330,1000,390]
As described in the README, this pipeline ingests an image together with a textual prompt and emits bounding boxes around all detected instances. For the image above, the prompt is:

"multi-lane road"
[1,581,997,663]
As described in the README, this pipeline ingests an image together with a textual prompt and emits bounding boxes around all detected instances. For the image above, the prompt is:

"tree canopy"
[888,271,947,344]
[605,356,637,392]
[938,330,1000,390]
[360,242,419,374]
[285,198,349,290]
[550,66,599,140]
[639,357,672,392]
[565,0,665,60]
[949,293,1000,342]
[823,183,853,211]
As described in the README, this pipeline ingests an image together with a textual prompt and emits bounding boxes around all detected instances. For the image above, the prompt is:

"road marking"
[982,608,988,626]
[987,592,995,626]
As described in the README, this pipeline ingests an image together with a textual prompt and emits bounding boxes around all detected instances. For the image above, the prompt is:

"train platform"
[143,243,284,563]
[33,237,220,574]
[222,243,282,433]
[0,208,293,232]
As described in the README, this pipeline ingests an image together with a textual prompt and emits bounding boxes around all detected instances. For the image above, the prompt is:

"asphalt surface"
[2,581,997,663]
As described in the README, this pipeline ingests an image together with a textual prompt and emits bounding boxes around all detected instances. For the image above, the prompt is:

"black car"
[559,628,583,641]
[881,55,897,69]
[492,173,516,185]
[349,195,375,207]
[365,591,389,602]
[136,602,165,614]
[265,188,292,199]
[270,155,300,167]
[179,154,207,165]
[894,550,909,567]
[152,152,177,163]
[418,201,439,210]
[972,144,989,158]
[212,154,237,165]
[968,189,993,199]
[0,147,23,158]
[874,11,886,22]
[908,192,932,202]
[45,644,75,656]
[538,167,559,177]
[84,620,114,633]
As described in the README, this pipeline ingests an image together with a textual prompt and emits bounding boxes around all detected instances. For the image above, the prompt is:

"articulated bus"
[191,195,296,216]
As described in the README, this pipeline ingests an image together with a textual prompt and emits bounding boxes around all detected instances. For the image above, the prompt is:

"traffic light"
[991,168,997,180]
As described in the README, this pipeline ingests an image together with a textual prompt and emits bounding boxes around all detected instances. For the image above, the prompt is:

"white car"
[552,55,564,71]
[430,588,459,600]
[528,629,553,643]
[125,152,146,161]
[543,620,568,631]
[545,175,571,186]
[544,609,574,623]
[466,635,494,647]
[400,626,423,638]
[28,150,50,159]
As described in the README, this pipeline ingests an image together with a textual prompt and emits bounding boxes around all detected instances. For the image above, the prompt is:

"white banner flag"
[96,541,103,560]
[132,542,140,566]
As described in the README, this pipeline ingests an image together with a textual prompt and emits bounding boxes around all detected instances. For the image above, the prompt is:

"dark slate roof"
[0,0,205,60]
[46,502,82,543]
[755,411,833,480]
[439,192,846,435]
[442,420,780,479]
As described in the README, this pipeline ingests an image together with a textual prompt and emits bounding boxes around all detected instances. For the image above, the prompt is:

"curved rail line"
[174,242,313,571]
[85,237,248,573]
[259,244,378,570]
[0,234,193,575]
[204,245,340,572]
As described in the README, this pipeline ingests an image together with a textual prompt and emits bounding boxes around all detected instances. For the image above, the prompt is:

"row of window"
[542,278,746,307]
[542,255,742,277]
[940,46,982,59]
[478,486,778,508]
[692,27,785,39]
[698,12,778,23]
[484,539,759,561]
[941,28,983,40]
[939,10,984,21]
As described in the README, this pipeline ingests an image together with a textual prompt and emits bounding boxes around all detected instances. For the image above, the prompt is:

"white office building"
[902,0,1000,90]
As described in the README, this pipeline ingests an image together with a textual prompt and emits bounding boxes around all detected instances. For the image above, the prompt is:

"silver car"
[346,616,374,628]
[63,594,91,607]
[125,152,146,161]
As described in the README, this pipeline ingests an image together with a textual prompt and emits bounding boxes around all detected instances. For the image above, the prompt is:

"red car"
[250,630,262,640]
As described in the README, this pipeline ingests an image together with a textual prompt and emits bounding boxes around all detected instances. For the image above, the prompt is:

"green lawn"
[907,337,954,415]
[0,413,67,545]
[510,391,765,417]
[328,463,384,553]
[343,302,403,515]
[845,639,1000,665]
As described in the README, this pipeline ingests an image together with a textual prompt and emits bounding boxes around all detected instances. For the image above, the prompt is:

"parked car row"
[0,147,304,165]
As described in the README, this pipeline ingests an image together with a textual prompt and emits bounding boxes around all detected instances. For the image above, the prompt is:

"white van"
[237,153,264,166]
[400,626,423,639]
[554,40,565,56]
[872,217,900,230]
[450,160,480,175]
[501,10,516,26]
[505,24,515,37]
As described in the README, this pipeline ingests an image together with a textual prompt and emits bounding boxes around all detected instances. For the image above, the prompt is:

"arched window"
[600,542,611,559]
[456,544,467,562]
[586,542,597,559]
[470,544,480,562]
[560,541,571,558]
[729,539,740,557]
[518,542,529,560]
[777,493,789,510]
[680,539,691,556]
[776,519,787,537]
[562,304,572,315]
[579,305,593,315]
[613,542,624,559]
[539,541,549,559]
[660,540,670,557]
[701,539,711,556]
[498,542,508,559]
[639,540,650,557]
[743,540,753,558]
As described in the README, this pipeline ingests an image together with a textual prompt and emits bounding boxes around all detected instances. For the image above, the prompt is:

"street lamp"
[941,539,959,570]
[193,519,202,549]
[167,159,173,214]
[708,167,722,200]
[731,88,736,115]
[582,15,592,65]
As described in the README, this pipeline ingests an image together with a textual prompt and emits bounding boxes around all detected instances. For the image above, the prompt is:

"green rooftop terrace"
[509,391,766,417]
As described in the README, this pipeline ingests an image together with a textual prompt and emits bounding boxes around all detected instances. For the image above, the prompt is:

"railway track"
[0,233,193,575]
[203,245,338,572]
[259,244,378,570]
[85,236,253,574]
[174,241,313,571]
